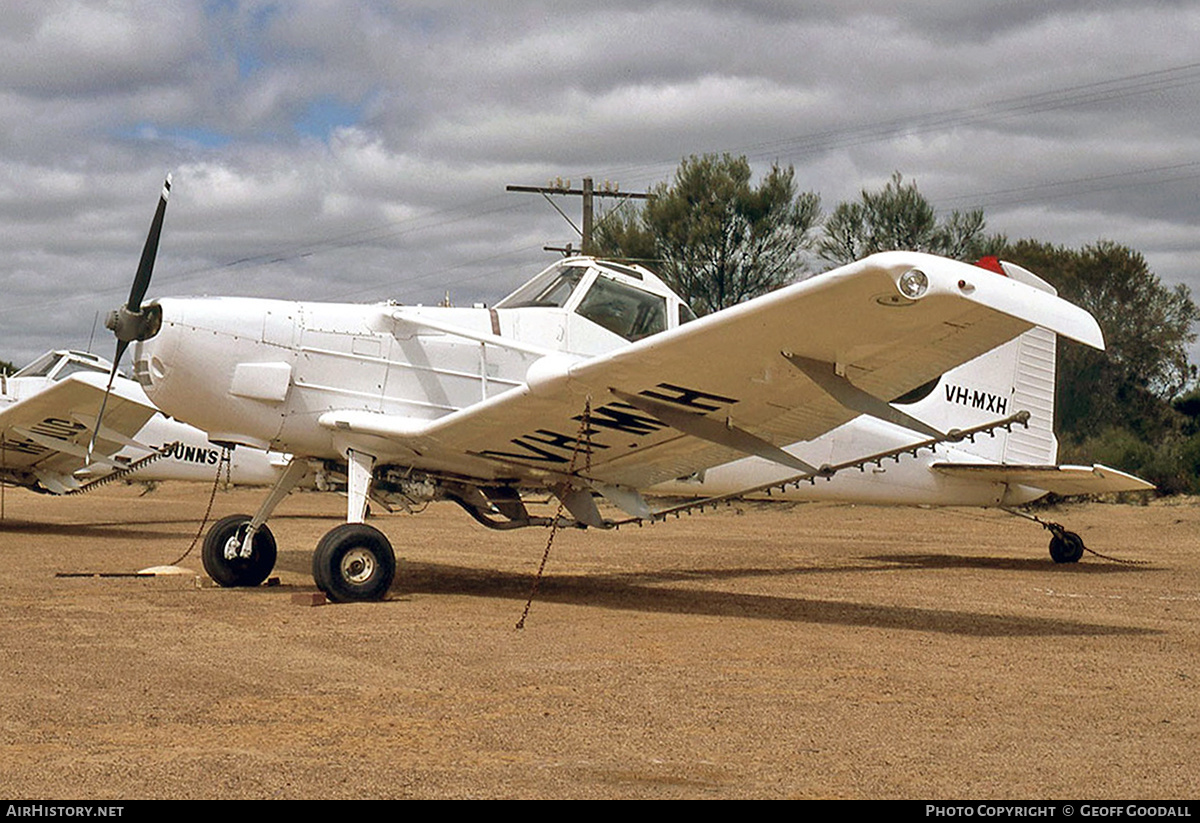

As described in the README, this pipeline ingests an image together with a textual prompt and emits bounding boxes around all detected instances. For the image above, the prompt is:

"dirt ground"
[0,481,1196,799]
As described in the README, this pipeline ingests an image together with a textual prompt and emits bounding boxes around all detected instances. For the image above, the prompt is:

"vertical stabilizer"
[1002,326,1058,464]
[892,259,1060,465]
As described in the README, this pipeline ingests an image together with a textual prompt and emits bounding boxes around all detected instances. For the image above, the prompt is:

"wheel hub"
[222,534,243,561]
[341,548,376,584]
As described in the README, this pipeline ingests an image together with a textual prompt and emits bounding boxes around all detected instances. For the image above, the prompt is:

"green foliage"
[1173,387,1200,421]
[1061,427,1200,495]
[999,239,1200,439]
[817,172,1001,265]
[591,207,657,268]
[1002,239,1200,492]
[594,153,821,315]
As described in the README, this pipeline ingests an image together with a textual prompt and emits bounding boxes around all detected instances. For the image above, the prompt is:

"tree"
[818,172,1000,265]
[998,240,1200,493]
[1000,239,1199,437]
[594,153,821,315]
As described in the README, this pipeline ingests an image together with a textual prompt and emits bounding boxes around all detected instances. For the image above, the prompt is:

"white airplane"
[98,179,1150,602]
[0,348,286,495]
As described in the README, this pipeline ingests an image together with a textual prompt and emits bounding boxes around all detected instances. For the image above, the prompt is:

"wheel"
[1049,530,1085,563]
[312,523,396,602]
[202,514,277,587]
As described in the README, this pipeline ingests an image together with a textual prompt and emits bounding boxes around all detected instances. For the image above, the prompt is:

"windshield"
[12,352,58,378]
[12,352,112,380]
[575,275,667,341]
[496,265,589,309]
[55,358,112,380]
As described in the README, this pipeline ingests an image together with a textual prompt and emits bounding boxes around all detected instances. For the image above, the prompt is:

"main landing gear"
[201,450,397,602]
[202,513,277,587]
[312,523,396,602]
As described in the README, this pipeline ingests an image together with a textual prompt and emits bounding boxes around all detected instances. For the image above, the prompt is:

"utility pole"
[506,176,653,256]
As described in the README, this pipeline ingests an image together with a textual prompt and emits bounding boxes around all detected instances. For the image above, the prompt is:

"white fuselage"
[131,257,1056,508]
[649,415,1041,507]
[135,298,548,469]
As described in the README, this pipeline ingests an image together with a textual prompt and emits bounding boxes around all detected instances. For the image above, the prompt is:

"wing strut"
[782,353,944,438]
[610,388,820,474]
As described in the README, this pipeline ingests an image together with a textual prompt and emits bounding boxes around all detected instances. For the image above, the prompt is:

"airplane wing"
[320,252,1104,492]
[0,372,159,493]
[932,463,1154,496]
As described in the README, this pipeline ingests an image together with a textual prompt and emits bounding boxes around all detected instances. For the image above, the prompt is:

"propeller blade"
[87,342,126,462]
[127,174,171,313]
[90,175,172,461]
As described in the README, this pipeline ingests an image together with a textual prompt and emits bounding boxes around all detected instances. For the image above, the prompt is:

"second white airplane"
[1,348,285,495]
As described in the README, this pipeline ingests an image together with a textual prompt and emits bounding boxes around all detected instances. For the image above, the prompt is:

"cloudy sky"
[2,1,1198,369]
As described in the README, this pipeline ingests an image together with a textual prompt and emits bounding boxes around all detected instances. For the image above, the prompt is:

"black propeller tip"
[127,173,172,314]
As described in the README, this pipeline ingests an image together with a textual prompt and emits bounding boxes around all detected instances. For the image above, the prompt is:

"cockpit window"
[576,275,667,341]
[12,352,112,380]
[596,261,645,280]
[678,302,698,325]
[55,358,111,381]
[496,265,589,309]
[12,352,58,378]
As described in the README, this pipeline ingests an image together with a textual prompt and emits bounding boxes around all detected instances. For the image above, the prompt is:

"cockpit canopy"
[12,350,114,381]
[495,258,696,343]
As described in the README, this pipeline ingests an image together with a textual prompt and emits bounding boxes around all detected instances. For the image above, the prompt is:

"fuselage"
[130,257,1058,508]
[133,259,692,472]
[648,415,1044,507]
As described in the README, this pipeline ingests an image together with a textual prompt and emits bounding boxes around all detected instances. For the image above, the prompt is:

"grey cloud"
[1,1,1199,369]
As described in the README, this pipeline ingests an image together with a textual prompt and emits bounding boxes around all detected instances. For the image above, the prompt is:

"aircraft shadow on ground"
[271,551,1158,638]
[864,553,1155,573]
[0,518,190,540]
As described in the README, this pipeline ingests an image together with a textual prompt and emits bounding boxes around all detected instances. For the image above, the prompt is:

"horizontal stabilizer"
[932,463,1154,496]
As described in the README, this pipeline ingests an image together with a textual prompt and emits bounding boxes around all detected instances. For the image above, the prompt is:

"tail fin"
[893,259,1058,465]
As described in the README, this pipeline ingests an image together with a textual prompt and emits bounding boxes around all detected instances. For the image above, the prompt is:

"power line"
[8,61,1198,331]
[591,61,1200,185]
[506,176,653,255]
[937,161,1200,212]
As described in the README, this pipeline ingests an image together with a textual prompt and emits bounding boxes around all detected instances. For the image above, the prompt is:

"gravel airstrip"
[0,482,1196,799]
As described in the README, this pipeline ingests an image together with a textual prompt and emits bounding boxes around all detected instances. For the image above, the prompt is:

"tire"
[1049,531,1085,564]
[202,514,277,587]
[312,523,396,602]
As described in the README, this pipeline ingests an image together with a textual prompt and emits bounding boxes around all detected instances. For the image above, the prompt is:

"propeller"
[88,174,172,460]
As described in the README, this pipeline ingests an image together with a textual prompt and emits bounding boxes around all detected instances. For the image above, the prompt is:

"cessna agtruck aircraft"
[95,178,1149,602]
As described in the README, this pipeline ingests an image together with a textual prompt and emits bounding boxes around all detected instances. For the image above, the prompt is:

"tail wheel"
[1049,531,1085,564]
[312,523,396,602]
[202,514,277,587]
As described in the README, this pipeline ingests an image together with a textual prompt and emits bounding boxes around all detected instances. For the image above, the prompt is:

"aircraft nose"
[131,308,177,394]
[131,342,159,391]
